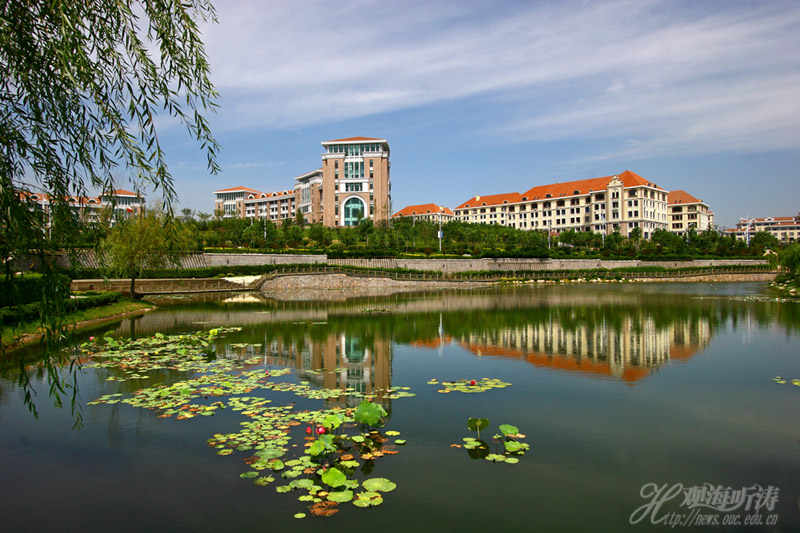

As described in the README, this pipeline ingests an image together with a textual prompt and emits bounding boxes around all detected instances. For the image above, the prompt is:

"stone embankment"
[51,251,766,273]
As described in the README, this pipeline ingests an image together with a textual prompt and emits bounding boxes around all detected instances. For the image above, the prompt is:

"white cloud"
[199,0,800,158]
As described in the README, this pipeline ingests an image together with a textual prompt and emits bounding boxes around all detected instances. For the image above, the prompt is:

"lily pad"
[362,477,396,492]
[353,491,383,507]
[499,424,519,437]
[326,490,354,503]
[321,467,346,488]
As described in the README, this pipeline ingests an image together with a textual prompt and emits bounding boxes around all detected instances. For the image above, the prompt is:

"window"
[345,183,362,192]
[343,197,364,226]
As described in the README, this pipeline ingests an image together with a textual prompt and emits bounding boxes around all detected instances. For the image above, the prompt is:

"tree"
[103,209,195,298]
[1,1,219,418]
[779,244,800,279]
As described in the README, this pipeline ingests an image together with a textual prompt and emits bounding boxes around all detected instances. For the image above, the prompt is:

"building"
[214,137,391,228]
[728,214,800,243]
[453,170,669,239]
[22,188,145,227]
[392,203,455,223]
[667,190,714,233]
[320,136,391,227]
[293,169,323,224]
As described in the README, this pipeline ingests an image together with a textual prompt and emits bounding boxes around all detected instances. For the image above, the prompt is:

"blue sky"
[151,0,799,228]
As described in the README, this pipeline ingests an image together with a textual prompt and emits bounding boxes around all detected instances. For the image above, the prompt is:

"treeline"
[176,214,782,259]
[55,208,786,260]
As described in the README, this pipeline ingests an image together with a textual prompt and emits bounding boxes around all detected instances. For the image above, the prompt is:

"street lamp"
[740,217,755,246]
[438,206,444,252]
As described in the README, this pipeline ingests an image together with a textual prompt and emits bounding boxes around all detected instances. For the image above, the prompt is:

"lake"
[1,282,799,532]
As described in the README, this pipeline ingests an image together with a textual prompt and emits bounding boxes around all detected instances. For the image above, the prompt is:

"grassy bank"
[1,299,154,352]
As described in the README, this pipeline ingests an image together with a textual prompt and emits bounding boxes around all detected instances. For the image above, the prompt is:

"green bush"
[0,273,70,307]
[0,291,121,324]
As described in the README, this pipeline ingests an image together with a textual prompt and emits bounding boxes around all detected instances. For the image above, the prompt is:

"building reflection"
[453,312,711,382]
[216,332,392,407]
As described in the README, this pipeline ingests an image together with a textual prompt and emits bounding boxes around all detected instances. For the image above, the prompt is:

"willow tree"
[0,0,220,418]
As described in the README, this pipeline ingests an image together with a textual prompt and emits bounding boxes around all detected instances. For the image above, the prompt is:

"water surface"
[1,282,798,532]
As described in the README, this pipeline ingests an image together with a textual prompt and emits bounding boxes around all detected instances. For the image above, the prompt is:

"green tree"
[1,0,219,417]
[779,244,800,278]
[103,209,195,298]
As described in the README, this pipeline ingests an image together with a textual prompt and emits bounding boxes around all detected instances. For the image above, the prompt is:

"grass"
[1,298,154,352]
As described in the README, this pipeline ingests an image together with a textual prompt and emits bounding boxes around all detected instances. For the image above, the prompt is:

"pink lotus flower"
[316,427,325,435]
[89,336,95,341]
[305,427,312,435]
[470,380,477,386]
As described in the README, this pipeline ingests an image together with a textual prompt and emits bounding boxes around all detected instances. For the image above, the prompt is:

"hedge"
[0,274,71,307]
[0,291,121,324]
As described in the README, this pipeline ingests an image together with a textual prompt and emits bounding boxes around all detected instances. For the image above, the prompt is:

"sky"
[146,0,799,228]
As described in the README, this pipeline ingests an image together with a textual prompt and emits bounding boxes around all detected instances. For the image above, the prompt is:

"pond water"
[1,282,799,532]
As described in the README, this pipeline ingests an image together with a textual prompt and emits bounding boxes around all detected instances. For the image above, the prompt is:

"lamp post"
[438,207,444,253]
[740,217,755,246]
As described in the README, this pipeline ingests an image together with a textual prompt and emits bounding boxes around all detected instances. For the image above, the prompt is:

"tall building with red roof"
[667,190,714,233]
[320,137,390,227]
[454,170,670,238]
[211,137,391,227]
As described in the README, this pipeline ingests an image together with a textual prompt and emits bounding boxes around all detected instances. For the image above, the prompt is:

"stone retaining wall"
[48,251,767,273]
[328,257,768,274]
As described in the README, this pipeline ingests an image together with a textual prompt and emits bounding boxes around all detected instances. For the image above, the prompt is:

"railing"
[254,265,777,288]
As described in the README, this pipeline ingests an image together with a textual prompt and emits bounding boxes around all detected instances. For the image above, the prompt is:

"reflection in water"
[216,331,391,407]
[454,309,711,382]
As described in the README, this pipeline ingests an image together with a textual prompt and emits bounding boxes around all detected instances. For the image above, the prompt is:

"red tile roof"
[213,185,263,194]
[392,203,454,217]
[455,192,522,210]
[521,170,663,200]
[455,171,663,210]
[668,190,703,204]
[323,136,384,143]
[110,189,139,196]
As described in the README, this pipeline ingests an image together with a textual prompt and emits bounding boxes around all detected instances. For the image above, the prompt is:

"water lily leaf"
[499,424,519,437]
[252,476,274,486]
[276,485,292,493]
[342,479,360,490]
[289,478,314,490]
[485,453,506,462]
[269,459,285,471]
[322,414,343,430]
[467,418,490,433]
[504,457,520,464]
[385,430,401,436]
[321,467,346,488]
[504,441,524,453]
[298,495,315,502]
[327,490,354,503]
[362,477,396,492]
[353,400,387,427]
[240,471,258,479]
[294,513,306,519]
[353,491,383,507]
[394,439,407,445]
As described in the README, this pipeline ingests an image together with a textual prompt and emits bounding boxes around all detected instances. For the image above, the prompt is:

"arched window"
[343,197,365,226]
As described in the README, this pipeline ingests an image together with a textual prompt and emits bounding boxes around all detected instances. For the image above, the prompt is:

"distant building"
[728,214,800,243]
[392,203,455,223]
[453,170,669,239]
[22,188,145,227]
[214,137,391,228]
[213,185,297,222]
[667,190,714,233]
